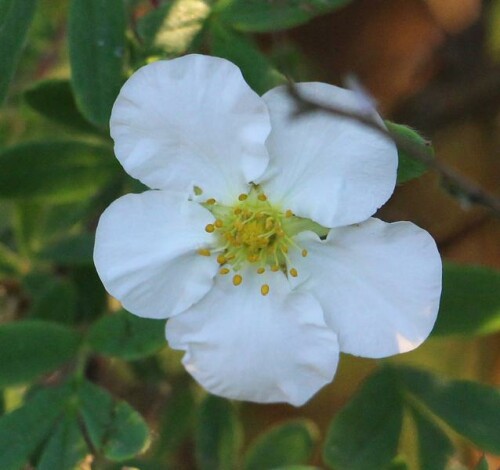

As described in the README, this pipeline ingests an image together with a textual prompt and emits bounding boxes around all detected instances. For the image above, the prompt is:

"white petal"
[258,83,397,227]
[94,190,218,319]
[166,269,339,406]
[110,54,271,202]
[290,219,442,357]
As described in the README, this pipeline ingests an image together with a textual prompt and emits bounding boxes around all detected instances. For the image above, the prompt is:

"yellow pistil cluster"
[197,187,309,295]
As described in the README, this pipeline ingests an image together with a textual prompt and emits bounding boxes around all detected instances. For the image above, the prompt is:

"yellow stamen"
[289,268,298,277]
[214,219,224,228]
[238,193,248,201]
[301,249,308,257]
[219,267,230,275]
[194,186,203,195]
[205,198,216,205]
[205,224,215,233]
[197,248,211,256]
[233,274,243,286]
[261,284,270,296]
[217,254,227,264]
[271,265,280,272]
[285,209,293,218]
[258,194,267,201]
[257,267,265,274]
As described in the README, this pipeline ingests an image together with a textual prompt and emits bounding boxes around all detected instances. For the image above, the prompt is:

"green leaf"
[138,0,211,56]
[475,455,489,470]
[87,310,166,360]
[410,406,455,470]
[0,243,22,277]
[323,367,403,470]
[432,263,500,336]
[395,366,500,454]
[0,321,80,388]
[69,0,126,127]
[196,394,243,470]
[216,0,352,32]
[244,419,318,470]
[79,380,150,461]
[155,379,196,459]
[0,384,71,470]
[37,411,88,470]
[72,266,107,322]
[210,22,286,94]
[24,79,100,134]
[28,278,78,324]
[0,0,37,104]
[0,141,119,203]
[385,121,432,184]
[39,233,94,266]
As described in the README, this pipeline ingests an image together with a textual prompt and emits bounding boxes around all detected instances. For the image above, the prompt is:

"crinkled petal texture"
[94,190,218,319]
[110,55,271,203]
[290,219,442,358]
[166,269,339,406]
[258,83,398,228]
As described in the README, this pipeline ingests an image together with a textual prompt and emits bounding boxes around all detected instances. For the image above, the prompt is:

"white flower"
[94,54,442,406]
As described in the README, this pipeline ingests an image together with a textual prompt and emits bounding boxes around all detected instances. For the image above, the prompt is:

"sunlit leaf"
[196,395,243,470]
[0,141,119,203]
[79,380,150,461]
[385,121,431,184]
[37,410,88,470]
[138,0,211,56]
[323,367,403,470]
[0,321,81,388]
[24,79,100,134]
[217,0,352,32]
[432,263,500,336]
[244,419,318,470]
[0,0,37,104]
[88,310,166,360]
[210,22,286,94]
[69,0,126,127]
[395,366,500,454]
[0,385,71,469]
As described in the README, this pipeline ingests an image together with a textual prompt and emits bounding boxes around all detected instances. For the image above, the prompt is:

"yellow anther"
[217,254,227,264]
[205,224,215,233]
[206,198,216,205]
[289,268,298,277]
[214,219,223,228]
[257,267,265,274]
[193,186,203,195]
[219,267,230,275]
[197,248,211,256]
[271,265,280,272]
[247,253,259,262]
[285,209,293,218]
[281,245,288,254]
[258,194,267,201]
[234,207,242,215]
[261,284,270,296]
[265,218,274,230]
[233,274,243,286]
[301,249,308,257]
[238,193,248,201]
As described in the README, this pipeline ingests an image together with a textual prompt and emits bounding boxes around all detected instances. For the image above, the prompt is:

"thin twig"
[287,83,500,216]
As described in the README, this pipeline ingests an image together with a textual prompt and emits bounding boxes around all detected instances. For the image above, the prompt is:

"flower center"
[197,187,311,295]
